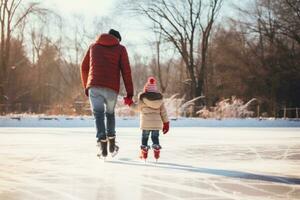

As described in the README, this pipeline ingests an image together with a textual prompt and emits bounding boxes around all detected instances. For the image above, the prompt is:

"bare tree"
[273,0,300,44]
[0,0,47,102]
[124,0,223,104]
[30,26,45,65]
[230,0,300,115]
[151,30,172,93]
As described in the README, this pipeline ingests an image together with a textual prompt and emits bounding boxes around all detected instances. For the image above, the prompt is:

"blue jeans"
[89,87,118,140]
[142,130,160,147]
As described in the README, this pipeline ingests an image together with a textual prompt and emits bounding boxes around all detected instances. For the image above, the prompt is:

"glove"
[163,122,169,134]
[123,96,133,106]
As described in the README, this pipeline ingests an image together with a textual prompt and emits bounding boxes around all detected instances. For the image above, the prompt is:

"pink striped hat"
[144,77,158,92]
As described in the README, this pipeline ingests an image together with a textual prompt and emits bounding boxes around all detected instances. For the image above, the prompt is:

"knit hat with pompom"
[144,77,158,92]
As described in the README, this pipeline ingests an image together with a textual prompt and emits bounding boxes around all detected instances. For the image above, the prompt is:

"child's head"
[144,77,158,93]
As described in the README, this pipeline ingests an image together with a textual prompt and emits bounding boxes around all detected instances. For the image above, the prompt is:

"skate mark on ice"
[0,171,83,200]
[131,170,243,200]
[156,161,300,185]
[195,177,240,200]
[139,184,186,200]
[286,187,298,199]
[246,147,263,161]
[141,180,239,200]
[108,158,300,185]
[221,178,285,197]
[281,145,290,160]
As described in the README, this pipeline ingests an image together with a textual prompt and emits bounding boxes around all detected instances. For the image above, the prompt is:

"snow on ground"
[1,116,300,127]
[0,127,300,200]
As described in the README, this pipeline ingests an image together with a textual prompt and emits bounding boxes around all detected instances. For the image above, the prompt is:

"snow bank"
[0,115,300,127]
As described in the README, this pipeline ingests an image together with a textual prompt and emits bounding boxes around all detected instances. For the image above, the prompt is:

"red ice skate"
[152,144,161,161]
[140,145,149,160]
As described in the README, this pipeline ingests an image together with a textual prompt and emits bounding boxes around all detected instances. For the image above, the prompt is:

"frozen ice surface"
[0,127,300,200]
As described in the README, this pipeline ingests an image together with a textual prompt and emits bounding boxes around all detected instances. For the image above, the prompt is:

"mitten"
[123,96,133,106]
[163,122,169,134]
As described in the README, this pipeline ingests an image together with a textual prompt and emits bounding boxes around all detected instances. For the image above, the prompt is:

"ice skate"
[152,144,161,161]
[108,137,119,157]
[140,145,150,161]
[97,140,108,158]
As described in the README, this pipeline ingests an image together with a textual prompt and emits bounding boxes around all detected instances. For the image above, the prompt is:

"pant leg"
[141,130,150,147]
[106,113,115,137]
[89,87,106,140]
[103,88,118,137]
[151,130,160,146]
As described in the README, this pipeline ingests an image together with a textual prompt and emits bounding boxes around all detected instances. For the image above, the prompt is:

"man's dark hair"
[108,29,122,41]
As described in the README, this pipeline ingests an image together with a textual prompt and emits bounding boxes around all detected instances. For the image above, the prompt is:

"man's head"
[108,29,122,41]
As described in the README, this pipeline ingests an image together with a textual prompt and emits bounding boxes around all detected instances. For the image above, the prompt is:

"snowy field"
[0,127,300,200]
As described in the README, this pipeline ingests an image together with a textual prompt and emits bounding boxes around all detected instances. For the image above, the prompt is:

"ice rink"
[0,127,300,200]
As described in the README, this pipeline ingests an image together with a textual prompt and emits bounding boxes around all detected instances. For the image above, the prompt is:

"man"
[81,29,134,157]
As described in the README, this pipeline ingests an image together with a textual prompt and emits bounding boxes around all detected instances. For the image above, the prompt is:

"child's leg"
[141,130,150,148]
[151,130,161,149]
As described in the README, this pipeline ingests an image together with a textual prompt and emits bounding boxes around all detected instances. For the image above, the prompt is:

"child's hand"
[163,122,169,134]
[123,96,133,106]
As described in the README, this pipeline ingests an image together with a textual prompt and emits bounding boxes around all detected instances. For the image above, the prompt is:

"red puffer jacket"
[81,34,134,97]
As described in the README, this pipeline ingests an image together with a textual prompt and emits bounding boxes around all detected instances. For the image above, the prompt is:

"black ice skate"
[97,140,108,158]
[108,136,119,157]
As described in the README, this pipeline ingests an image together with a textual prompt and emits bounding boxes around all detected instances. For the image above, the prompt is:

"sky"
[38,0,151,56]
[41,0,116,17]
[37,0,250,58]
[41,0,248,18]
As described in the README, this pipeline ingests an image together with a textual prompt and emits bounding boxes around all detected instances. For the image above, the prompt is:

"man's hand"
[123,96,133,106]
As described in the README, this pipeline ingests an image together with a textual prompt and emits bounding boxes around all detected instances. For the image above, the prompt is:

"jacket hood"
[96,33,119,46]
[139,92,163,109]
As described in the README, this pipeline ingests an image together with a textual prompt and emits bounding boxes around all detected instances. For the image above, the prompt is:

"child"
[124,77,169,160]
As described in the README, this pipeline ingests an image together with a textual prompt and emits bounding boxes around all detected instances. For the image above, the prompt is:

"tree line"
[0,0,299,117]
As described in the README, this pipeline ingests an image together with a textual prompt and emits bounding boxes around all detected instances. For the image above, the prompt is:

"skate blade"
[139,157,147,163]
[139,153,148,162]
[97,154,107,161]
[111,145,119,157]
[97,148,108,160]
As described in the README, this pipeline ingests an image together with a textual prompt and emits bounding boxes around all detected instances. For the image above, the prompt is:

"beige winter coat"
[130,92,169,130]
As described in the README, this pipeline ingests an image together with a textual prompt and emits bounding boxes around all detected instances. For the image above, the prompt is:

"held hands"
[85,89,89,97]
[163,122,169,134]
[123,95,133,106]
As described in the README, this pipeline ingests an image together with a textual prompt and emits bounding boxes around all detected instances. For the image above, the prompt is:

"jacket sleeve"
[160,102,169,123]
[120,46,134,97]
[81,47,90,89]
